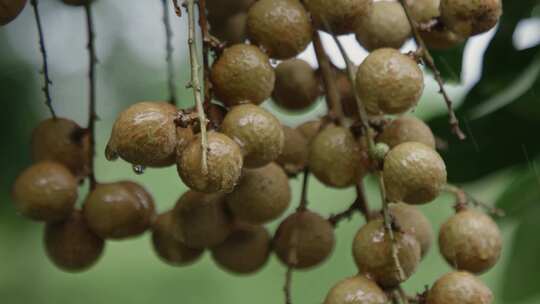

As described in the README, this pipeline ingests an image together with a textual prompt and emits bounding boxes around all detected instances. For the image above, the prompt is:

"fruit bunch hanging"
[5,0,505,303]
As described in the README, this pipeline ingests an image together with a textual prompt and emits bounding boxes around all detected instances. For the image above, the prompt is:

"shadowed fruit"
[296,120,322,144]
[420,26,466,49]
[409,0,440,23]
[377,116,436,149]
[209,13,248,44]
[272,59,320,111]
[0,0,27,26]
[427,271,493,304]
[441,0,502,37]
[276,126,309,174]
[324,275,388,304]
[206,0,255,21]
[305,0,373,35]
[389,202,433,257]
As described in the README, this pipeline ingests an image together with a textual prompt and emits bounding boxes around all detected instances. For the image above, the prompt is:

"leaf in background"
[496,168,540,218]
[430,44,466,83]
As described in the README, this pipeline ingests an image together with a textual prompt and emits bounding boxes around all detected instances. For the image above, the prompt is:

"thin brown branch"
[84,3,97,190]
[197,0,213,106]
[397,0,466,140]
[443,184,505,217]
[297,168,310,211]
[329,183,371,226]
[161,0,177,105]
[172,0,182,16]
[30,0,57,119]
[284,265,293,304]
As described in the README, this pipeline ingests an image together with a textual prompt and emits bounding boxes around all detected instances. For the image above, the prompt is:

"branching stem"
[84,4,98,190]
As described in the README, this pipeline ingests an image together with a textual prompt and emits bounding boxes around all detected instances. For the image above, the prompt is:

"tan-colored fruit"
[420,27,466,49]
[309,124,365,188]
[272,59,320,111]
[427,271,493,304]
[439,209,502,274]
[211,224,271,274]
[355,1,411,51]
[44,210,105,272]
[296,120,322,144]
[440,0,502,37]
[247,0,312,59]
[324,275,388,304]
[305,0,373,35]
[276,126,309,174]
[61,0,92,5]
[408,0,440,23]
[222,104,284,168]
[389,202,433,257]
[226,163,291,224]
[209,13,248,44]
[31,117,90,177]
[356,48,424,115]
[383,142,446,204]
[107,101,178,167]
[172,191,233,248]
[0,0,27,26]
[274,211,335,269]
[83,182,155,239]
[211,44,275,106]
[151,211,204,266]
[177,131,243,193]
[176,126,194,156]
[12,161,78,222]
[377,116,436,149]
[352,219,421,287]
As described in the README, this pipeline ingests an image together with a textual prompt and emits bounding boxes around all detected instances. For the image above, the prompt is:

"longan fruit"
[83,182,155,239]
[355,1,412,51]
[172,191,233,249]
[409,0,440,24]
[44,210,105,272]
[440,0,502,37]
[356,48,424,115]
[206,0,255,22]
[324,275,388,304]
[177,131,243,193]
[377,116,436,149]
[305,0,373,35]
[420,27,466,50]
[209,13,248,44]
[247,0,312,59]
[61,0,92,5]
[211,44,275,106]
[272,59,320,111]
[107,101,178,167]
[273,210,335,269]
[427,271,493,304]
[389,202,434,257]
[383,142,446,204]
[151,211,204,266]
[226,162,291,224]
[439,209,502,274]
[176,126,194,157]
[221,104,284,168]
[211,224,271,274]
[296,120,322,144]
[352,219,421,287]
[334,68,358,118]
[0,0,27,26]
[12,161,78,222]
[276,126,309,175]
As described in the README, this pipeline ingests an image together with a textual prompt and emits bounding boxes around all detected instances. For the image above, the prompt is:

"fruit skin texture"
[273,211,335,269]
[427,271,493,304]
[222,104,284,168]
[305,0,373,35]
[44,210,105,272]
[383,142,447,205]
[172,191,233,249]
[0,0,27,26]
[324,275,388,304]
[83,182,155,239]
[12,161,78,222]
[211,44,275,106]
[420,27,466,50]
[389,202,433,257]
[226,163,291,224]
[309,125,365,188]
[276,126,309,174]
[356,48,424,115]
[107,101,178,167]
[209,13,248,44]
[377,116,436,149]
[296,120,322,144]
[151,211,203,266]
[178,131,243,193]
[409,0,440,23]
[272,59,320,111]
[439,209,502,274]
[440,0,502,37]
[211,224,271,274]
[352,219,421,287]
[355,1,411,51]
[247,0,312,59]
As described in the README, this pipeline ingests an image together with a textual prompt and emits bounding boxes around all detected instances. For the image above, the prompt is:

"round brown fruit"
[211,44,275,106]
[409,0,440,24]
[356,48,424,115]
[439,209,502,274]
[420,26,466,50]
[276,126,309,174]
[12,161,78,222]
[296,120,322,144]
[389,202,434,257]
[211,224,271,274]
[0,0,27,26]
[440,0,502,37]
[209,13,248,44]
[177,131,243,193]
[44,210,105,272]
[352,219,421,287]
[324,275,388,304]
[427,271,493,304]
[172,191,233,249]
[226,162,291,224]
[305,0,373,35]
[151,211,204,266]
[377,116,436,149]
[106,101,178,167]
[383,142,447,205]
[273,210,335,269]
[272,59,320,111]
[221,104,284,168]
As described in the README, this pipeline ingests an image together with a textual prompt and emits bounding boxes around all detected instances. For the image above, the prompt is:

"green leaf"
[430,44,465,83]
[496,168,540,217]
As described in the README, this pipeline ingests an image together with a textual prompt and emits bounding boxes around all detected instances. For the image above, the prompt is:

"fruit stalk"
[161,0,177,105]
[328,183,371,226]
[196,0,213,105]
[84,3,98,189]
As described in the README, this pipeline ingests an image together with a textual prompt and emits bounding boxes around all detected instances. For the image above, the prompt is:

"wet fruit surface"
[427,271,493,304]
[324,275,388,304]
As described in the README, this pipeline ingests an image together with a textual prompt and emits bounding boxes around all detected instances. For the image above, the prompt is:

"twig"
[328,183,371,226]
[172,0,182,16]
[84,3,97,190]
[297,168,310,211]
[284,265,294,304]
[161,0,177,105]
[397,0,466,140]
[196,0,212,105]
[30,0,57,119]
[443,184,505,217]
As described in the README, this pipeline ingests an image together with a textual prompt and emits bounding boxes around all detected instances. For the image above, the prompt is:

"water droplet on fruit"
[105,144,119,161]
[133,164,146,175]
